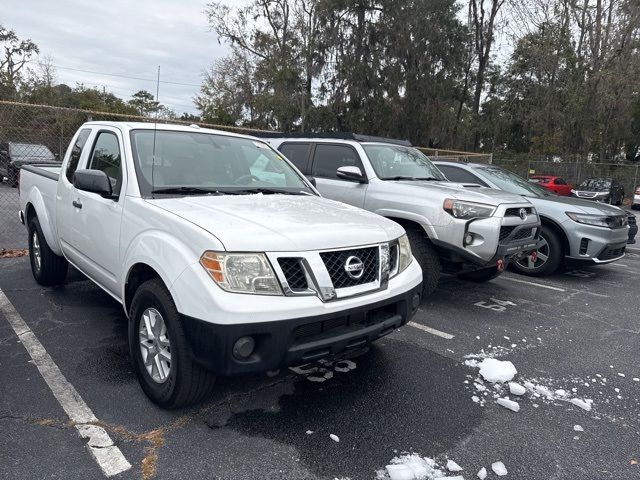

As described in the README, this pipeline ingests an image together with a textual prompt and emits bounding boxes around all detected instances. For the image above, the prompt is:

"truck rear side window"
[65,129,91,183]
[88,132,123,196]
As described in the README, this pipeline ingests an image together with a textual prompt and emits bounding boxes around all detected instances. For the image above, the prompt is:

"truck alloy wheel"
[138,308,172,384]
[31,231,42,275]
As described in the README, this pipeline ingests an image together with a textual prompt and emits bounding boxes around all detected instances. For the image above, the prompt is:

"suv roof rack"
[255,131,412,147]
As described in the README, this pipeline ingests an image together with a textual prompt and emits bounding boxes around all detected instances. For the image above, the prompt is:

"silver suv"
[267,135,540,296]
[434,161,629,276]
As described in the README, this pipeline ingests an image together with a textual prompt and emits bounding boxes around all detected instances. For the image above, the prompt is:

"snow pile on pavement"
[476,467,487,479]
[478,359,517,383]
[491,461,508,476]
[378,454,445,480]
[508,382,526,396]
[446,460,463,472]
[496,397,520,412]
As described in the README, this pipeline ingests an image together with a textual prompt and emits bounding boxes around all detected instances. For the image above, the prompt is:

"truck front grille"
[512,228,535,240]
[499,226,515,241]
[320,247,379,289]
[278,258,309,290]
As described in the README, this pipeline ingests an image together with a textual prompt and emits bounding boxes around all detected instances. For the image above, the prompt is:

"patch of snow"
[491,461,508,476]
[446,460,463,472]
[617,373,625,378]
[509,382,526,396]
[472,396,480,403]
[496,397,520,412]
[330,434,340,442]
[383,454,443,480]
[478,359,517,383]
[306,430,314,434]
[573,425,584,432]
[570,398,592,411]
[477,467,487,479]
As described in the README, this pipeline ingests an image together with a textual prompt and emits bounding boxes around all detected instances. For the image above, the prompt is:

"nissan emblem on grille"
[344,256,365,279]
[519,208,527,220]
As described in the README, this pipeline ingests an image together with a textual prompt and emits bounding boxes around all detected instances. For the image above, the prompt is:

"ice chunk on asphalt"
[509,382,526,395]
[492,461,508,476]
[534,385,553,398]
[385,454,442,480]
[446,460,463,472]
[477,467,487,479]
[330,434,340,442]
[306,430,314,435]
[570,398,592,411]
[496,397,520,412]
[478,358,517,383]
[573,425,584,432]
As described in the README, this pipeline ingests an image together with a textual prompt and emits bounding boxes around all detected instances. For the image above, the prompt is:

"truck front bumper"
[180,284,422,376]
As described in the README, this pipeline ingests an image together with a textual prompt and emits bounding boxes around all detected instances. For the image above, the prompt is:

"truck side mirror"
[73,169,113,198]
[336,166,366,183]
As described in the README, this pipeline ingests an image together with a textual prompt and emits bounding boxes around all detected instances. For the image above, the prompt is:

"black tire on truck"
[458,265,502,283]
[129,278,215,409]
[28,216,68,286]
[511,226,563,277]
[405,225,441,297]
[7,165,19,188]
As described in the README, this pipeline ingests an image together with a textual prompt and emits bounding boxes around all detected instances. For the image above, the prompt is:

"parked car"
[266,134,540,296]
[571,177,625,205]
[528,175,573,196]
[19,122,423,408]
[0,142,60,187]
[434,161,629,276]
[632,186,640,210]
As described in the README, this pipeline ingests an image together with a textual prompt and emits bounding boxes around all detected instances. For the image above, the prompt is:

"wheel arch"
[539,215,570,256]
[124,263,165,316]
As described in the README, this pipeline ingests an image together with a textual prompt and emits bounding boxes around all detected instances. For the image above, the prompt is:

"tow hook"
[531,250,538,262]
[497,259,505,272]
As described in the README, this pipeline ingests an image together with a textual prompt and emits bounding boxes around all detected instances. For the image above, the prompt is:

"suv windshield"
[130,130,314,197]
[476,166,553,197]
[363,144,446,181]
[578,178,611,191]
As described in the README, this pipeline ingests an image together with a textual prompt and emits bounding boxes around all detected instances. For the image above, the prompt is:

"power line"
[38,62,202,88]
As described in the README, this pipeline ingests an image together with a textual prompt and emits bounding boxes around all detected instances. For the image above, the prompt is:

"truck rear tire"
[511,226,563,277]
[28,217,68,286]
[405,226,441,297]
[129,278,216,409]
[458,266,502,283]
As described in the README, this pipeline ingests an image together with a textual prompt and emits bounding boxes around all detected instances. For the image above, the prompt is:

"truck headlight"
[200,252,283,295]
[443,199,495,219]
[398,234,412,273]
[566,212,627,229]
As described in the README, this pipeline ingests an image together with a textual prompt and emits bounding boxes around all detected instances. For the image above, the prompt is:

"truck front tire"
[405,226,441,297]
[28,217,68,286]
[129,279,215,409]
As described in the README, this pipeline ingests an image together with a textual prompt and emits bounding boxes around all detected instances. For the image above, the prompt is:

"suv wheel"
[458,266,502,283]
[129,279,215,408]
[511,227,563,277]
[28,216,68,285]
[405,226,441,297]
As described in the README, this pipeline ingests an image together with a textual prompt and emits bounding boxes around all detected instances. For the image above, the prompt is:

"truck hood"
[526,194,626,216]
[149,194,404,252]
[392,180,527,205]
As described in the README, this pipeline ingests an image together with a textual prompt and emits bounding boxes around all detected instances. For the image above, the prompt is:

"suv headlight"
[200,252,283,295]
[443,199,495,219]
[566,212,627,229]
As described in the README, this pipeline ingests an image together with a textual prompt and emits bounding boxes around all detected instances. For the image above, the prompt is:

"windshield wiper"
[382,176,441,181]
[231,188,309,195]
[151,187,231,195]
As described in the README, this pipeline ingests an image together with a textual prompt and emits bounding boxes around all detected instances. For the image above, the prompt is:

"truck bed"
[21,164,61,181]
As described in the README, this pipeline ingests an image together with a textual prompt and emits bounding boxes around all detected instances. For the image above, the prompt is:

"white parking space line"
[408,321,455,339]
[0,288,131,477]
[499,276,566,292]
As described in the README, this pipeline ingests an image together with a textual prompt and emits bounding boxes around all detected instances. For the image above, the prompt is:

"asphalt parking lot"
[1,247,640,479]
[0,181,25,249]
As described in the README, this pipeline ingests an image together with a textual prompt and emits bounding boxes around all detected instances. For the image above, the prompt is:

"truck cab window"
[88,132,123,196]
[279,143,310,172]
[65,129,91,183]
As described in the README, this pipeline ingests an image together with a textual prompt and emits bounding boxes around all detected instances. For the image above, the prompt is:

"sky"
[3,0,245,114]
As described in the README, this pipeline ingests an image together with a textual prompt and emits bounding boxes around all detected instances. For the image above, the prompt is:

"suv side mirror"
[74,169,113,197]
[336,166,366,183]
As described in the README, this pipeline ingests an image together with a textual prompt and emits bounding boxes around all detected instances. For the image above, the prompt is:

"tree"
[0,25,40,99]
[128,90,160,116]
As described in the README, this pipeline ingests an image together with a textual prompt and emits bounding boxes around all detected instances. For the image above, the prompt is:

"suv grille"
[598,245,625,261]
[278,258,308,290]
[320,247,379,289]
[505,207,534,217]
[499,226,515,241]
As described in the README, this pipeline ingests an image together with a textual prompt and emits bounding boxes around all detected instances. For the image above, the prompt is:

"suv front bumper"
[563,219,629,263]
[179,284,422,376]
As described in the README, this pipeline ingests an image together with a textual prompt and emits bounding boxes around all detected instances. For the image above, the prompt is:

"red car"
[528,175,573,196]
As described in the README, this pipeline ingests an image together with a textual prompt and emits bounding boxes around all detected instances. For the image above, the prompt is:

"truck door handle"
[72,200,83,209]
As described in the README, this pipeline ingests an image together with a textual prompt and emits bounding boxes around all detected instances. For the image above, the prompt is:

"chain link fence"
[2,100,639,251]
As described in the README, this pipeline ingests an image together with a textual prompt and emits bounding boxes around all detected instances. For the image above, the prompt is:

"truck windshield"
[477,166,553,197]
[130,130,314,197]
[363,144,446,181]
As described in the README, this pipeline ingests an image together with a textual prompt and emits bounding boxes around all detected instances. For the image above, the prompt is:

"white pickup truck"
[19,122,422,408]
